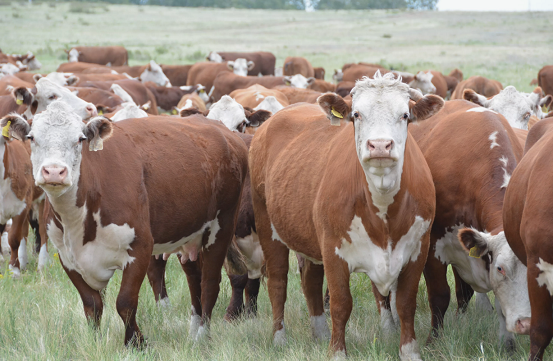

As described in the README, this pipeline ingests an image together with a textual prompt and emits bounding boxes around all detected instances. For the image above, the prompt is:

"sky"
[437,0,553,11]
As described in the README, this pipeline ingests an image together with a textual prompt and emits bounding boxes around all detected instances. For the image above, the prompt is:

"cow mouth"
[365,157,397,168]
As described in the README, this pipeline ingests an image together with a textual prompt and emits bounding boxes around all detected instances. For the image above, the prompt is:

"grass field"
[1,3,553,360]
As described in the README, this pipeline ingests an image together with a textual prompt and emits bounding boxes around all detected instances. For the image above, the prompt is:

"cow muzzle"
[514,317,531,335]
[367,139,393,158]
[86,104,98,118]
[41,166,68,186]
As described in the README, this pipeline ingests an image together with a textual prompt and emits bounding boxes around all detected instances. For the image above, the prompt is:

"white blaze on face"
[351,72,412,217]
[26,78,97,120]
[207,52,223,63]
[409,71,436,95]
[140,60,171,87]
[254,96,283,114]
[284,74,314,89]
[24,52,42,70]
[68,48,79,62]
[207,95,247,131]
[228,58,253,77]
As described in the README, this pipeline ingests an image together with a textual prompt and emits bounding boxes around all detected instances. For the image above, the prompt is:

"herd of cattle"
[2,45,553,361]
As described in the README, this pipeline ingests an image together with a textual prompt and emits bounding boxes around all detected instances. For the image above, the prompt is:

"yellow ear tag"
[98,110,103,115]
[199,89,205,93]
[16,99,23,105]
[331,107,343,119]
[2,121,11,138]
[172,109,177,115]
[469,246,480,258]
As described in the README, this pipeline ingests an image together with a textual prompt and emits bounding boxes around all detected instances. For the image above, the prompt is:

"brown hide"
[283,57,314,78]
[230,85,289,109]
[67,46,128,66]
[451,76,503,99]
[210,51,276,76]
[211,73,286,102]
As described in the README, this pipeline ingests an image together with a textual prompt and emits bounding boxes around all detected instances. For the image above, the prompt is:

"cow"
[145,82,206,112]
[538,65,553,109]
[211,73,286,102]
[186,62,230,95]
[1,51,42,70]
[14,71,42,84]
[1,63,25,76]
[66,46,128,66]
[313,67,325,80]
[12,77,98,120]
[230,84,289,111]
[249,72,443,359]
[308,79,336,93]
[497,118,553,361]
[273,86,322,104]
[283,57,314,78]
[443,68,463,97]
[207,51,276,76]
[451,76,503,99]
[137,60,171,87]
[284,74,315,89]
[68,87,125,114]
[109,102,149,122]
[57,62,110,73]
[464,86,551,130]
[35,72,129,88]
[335,81,355,98]
[342,64,389,83]
[333,69,343,83]
[409,99,529,350]
[0,94,27,117]
[409,71,448,98]
[176,93,207,114]
[160,64,193,87]
[2,100,248,346]
[0,75,34,96]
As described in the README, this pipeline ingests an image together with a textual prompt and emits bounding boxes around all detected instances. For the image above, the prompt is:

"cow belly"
[537,258,553,296]
[0,177,27,224]
[235,232,264,279]
[335,215,429,296]
[434,224,491,293]
[47,212,136,291]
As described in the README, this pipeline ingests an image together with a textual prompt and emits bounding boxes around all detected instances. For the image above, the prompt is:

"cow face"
[409,71,436,95]
[67,48,80,62]
[23,52,42,70]
[36,72,79,87]
[459,229,531,335]
[0,63,21,76]
[140,60,171,87]
[207,52,223,63]
[1,102,112,197]
[464,86,549,130]
[13,78,97,120]
[254,96,284,114]
[333,69,343,83]
[318,72,443,194]
[227,58,254,77]
[207,95,248,131]
[284,74,315,89]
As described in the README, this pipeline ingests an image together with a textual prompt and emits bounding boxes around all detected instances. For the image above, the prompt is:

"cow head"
[253,96,285,114]
[227,58,254,77]
[449,68,463,82]
[35,72,80,87]
[206,52,223,63]
[409,71,436,95]
[0,63,21,76]
[195,84,209,103]
[67,48,81,62]
[23,52,42,70]
[333,69,343,83]
[464,86,550,130]
[0,102,112,197]
[140,60,171,87]
[458,228,531,335]
[318,72,443,195]
[207,95,271,132]
[111,103,148,122]
[13,78,97,120]
[284,74,315,89]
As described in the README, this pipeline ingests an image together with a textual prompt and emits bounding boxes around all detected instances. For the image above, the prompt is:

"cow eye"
[79,136,87,143]
[353,112,360,119]
[27,135,34,142]
[524,112,531,120]
[402,113,409,120]
[49,95,57,100]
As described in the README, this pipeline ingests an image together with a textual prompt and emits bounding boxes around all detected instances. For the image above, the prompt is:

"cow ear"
[33,74,43,82]
[95,105,114,115]
[458,228,489,258]
[409,90,444,122]
[66,76,79,86]
[307,77,316,85]
[246,109,272,127]
[284,76,292,86]
[64,49,69,54]
[227,61,235,71]
[540,94,552,109]
[463,89,488,107]
[84,116,113,152]
[1,113,31,140]
[140,101,151,111]
[180,108,207,117]
[247,61,255,71]
[317,93,351,126]
[12,87,34,106]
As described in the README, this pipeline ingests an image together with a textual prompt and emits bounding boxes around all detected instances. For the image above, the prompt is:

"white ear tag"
[89,137,104,152]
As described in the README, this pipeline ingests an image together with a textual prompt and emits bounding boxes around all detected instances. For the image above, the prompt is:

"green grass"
[1,4,552,360]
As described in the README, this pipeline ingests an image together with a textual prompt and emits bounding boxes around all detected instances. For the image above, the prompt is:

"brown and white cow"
[283,56,314,78]
[409,99,530,349]
[211,73,287,102]
[249,72,443,359]
[66,46,128,66]
[451,76,503,99]
[273,85,322,104]
[145,82,206,112]
[408,70,448,99]
[57,62,105,73]
[2,100,248,346]
[0,95,27,117]
[538,65,553,109]
[342,64,389,83]
[498,118,553,361]
[307,79,336,93]
[443,68,463,97]
[0,75,33,96]
[176,93,208,114]
[1,51,42,70]
[313,67,325,80]
[186,62,231,94]
[68,87,125,113]
[207,51,276,76]
[229,84,289,113]
[160,64,193,87]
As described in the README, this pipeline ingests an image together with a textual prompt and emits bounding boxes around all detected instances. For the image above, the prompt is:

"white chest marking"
[488,131,500,149]
[467,107,498,114]
[434,224,492,293]
[536,258,553,296]
[47,207,136,291]
[335,215,429,296]
[0,142,27,224]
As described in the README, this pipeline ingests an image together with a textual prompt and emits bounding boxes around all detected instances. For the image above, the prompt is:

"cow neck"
[0,137,8,180]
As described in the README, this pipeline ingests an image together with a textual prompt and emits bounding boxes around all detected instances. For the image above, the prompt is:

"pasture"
[1,3,552,360]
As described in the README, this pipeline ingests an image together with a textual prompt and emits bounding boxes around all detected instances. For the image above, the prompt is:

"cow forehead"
[352,88,409,116]
[32,101,84,135]
[490,87,532,109]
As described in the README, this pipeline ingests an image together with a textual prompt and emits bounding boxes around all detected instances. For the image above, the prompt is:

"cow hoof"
[189,314,201,340]
[194,325,210,343]
[310,315,330,341]
[37,244,50,272]
[157,297,171,308]
[273,326,287,346]
[8,265,21,278]
[399,340,422,361]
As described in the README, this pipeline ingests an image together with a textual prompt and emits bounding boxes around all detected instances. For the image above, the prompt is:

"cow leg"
[395,249,427,361]
[453,267,474,313]
[225,273,248,321]
[527,258,553,361]
[301,259,329,341]
[8,211,29,277]
[423,244,451,342]
[0,224,6,262]
[116,235,152,348]
[37,198,50,272]
[196,212,236,343]
[146,255,170,307]
[245,277,260,317]
[29,216,41,254]
[372,281,398,336]
[323,247,352,357]
[61,261,104,327]
[181,260,203,340]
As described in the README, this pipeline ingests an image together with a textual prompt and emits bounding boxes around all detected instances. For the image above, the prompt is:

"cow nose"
[367,139,393,158]
[515,318,531,335]
[86,104,98,117]
[42,166,67,185]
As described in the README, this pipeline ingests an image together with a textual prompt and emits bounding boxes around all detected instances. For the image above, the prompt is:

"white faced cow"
[140,60,171,87]
[284,74,315,89]
[227,58,255,77]
[409,71,436,95]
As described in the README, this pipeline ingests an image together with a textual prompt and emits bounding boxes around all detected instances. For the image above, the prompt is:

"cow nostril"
[385,141,393,151]
[43,168,49,175]
[60,169,66,176]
